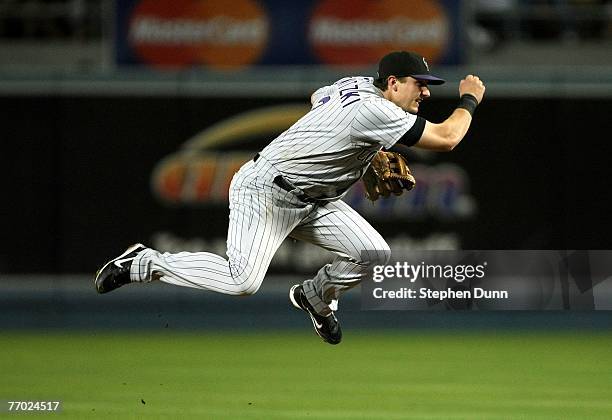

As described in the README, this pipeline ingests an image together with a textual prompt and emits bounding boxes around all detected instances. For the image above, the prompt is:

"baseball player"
[95,51,485,345]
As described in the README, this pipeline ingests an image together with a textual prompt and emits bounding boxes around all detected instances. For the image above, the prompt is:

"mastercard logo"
[309,0,449,65]
[128,0,268,68]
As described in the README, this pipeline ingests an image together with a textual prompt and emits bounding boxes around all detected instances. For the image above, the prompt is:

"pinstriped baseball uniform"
[131,76,422,315]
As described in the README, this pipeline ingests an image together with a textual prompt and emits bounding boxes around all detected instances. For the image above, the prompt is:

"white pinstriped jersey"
[131,76,402,316]
[259,76,419,199]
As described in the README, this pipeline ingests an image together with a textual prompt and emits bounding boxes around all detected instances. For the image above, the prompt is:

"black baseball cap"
[377,51,445,85]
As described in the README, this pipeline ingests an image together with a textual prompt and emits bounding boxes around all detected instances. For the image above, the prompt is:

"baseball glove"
[362,151,416,201]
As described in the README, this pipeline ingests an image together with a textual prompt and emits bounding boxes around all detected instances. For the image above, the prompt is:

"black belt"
[253,153,317,203]
[274,176,318,203]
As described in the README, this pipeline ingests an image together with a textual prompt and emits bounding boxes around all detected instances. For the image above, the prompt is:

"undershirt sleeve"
[397,116,426,147]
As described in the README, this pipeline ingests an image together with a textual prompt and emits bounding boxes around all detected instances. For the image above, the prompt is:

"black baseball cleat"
[289,284,342,345]
[94,244,146,294]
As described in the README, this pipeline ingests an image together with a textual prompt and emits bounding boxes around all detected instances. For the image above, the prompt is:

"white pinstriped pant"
[131,156,390,315]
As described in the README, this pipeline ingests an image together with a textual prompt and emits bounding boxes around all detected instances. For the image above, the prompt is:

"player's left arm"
[310,85,337,107]
[414,75,485,152]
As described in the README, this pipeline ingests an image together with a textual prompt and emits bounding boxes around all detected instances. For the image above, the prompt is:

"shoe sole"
[94,243,144,292]
[289,285,303,310]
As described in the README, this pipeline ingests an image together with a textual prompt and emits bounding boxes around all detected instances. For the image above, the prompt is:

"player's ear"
[388,76,397,91]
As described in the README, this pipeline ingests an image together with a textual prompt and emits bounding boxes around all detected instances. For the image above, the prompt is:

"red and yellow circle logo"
[128,0,268,69]
[309,0,448,65]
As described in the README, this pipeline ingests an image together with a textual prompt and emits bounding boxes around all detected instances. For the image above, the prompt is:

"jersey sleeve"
[351,99,418,148]
[311,85,338,107]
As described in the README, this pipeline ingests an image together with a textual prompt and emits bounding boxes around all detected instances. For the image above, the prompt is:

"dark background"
[2,95,611,274]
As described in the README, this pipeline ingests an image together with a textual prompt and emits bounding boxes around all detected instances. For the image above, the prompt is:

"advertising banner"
[115,0,464,69]
[2,96,612,275]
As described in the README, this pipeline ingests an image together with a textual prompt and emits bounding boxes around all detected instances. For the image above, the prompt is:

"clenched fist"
[459,75,485,104]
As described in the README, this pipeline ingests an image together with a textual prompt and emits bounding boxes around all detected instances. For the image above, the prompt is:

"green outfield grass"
[1,331,612,419]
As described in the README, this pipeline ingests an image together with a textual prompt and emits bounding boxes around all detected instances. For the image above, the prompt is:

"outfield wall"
[3,275,612,331]
[1,94,611,274]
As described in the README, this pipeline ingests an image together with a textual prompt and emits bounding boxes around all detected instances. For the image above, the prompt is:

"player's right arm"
[414,75,485,152]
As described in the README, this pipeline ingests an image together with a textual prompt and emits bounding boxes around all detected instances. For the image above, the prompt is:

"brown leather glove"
[362,151,416,201]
